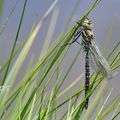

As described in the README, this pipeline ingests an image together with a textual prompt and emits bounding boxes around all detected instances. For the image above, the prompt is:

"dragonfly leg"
[76,40,81,45]
[65,28,83,45]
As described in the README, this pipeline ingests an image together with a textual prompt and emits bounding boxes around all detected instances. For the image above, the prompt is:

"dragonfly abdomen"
[84,42,90,109]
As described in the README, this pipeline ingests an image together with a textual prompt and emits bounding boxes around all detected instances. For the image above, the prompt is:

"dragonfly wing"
[90,40,112,79]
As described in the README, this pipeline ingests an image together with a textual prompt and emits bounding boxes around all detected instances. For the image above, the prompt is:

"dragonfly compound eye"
[82,19,93,30]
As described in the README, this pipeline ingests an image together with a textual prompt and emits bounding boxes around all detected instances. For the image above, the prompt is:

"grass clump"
[0,0,120,120]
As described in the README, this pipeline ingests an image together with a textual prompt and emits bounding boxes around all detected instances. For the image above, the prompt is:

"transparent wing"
[89,40,112,79]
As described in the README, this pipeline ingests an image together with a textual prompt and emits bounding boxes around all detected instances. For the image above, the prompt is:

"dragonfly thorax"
[82,29,94,41]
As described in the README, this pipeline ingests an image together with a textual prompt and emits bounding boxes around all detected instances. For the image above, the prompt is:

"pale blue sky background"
[0,0,120,117]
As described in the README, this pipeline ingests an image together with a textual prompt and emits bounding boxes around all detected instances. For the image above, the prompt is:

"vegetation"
[0,0,119,119]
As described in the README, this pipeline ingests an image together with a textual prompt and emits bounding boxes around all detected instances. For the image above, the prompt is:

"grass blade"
[2,0,28,85]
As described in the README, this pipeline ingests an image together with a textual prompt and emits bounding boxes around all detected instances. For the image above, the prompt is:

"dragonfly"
[67,18,112,109]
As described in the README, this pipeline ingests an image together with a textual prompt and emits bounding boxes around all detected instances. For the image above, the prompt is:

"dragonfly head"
[82,18,93,30]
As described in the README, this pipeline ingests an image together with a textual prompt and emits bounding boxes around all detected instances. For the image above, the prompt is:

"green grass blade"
[111,52,120,68]
[0,8,41,114]
[27,94,36,120]
[57,74,83,99]
[2,0,28,85]
[81,81,109,120]
[0,17,36,74]
[98,96,120,119]
[39,6,59,60]
[95,88,113,120]
[55,48,82,96]
[111,111,120,120]
[107,40,120,61]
